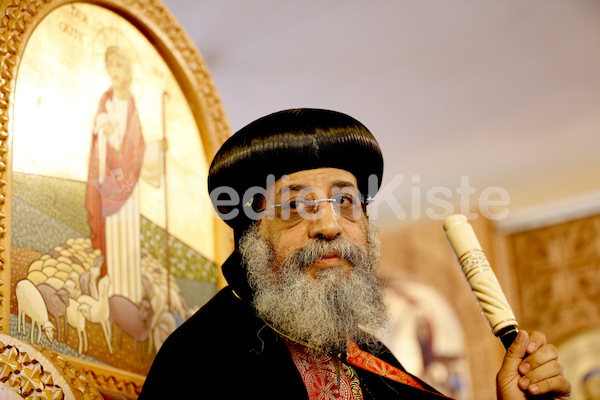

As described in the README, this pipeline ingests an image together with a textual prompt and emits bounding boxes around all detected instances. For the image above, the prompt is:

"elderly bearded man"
[139,109,570,400]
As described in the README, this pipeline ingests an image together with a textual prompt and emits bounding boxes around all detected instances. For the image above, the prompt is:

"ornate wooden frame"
[0,0,231,396]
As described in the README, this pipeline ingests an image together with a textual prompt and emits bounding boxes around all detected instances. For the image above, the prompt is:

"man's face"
[106,51,130,92]
[257,167,368,280]
[241,167,386,352]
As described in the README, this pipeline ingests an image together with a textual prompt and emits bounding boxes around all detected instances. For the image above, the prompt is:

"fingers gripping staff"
[442,214,519,350]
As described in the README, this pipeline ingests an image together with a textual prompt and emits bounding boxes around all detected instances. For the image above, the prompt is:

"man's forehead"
[269,168,359,194]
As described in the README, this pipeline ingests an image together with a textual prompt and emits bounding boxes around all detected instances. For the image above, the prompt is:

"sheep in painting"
[36,283,69,342]
[15,279,56,344]
[109,295,153,358]
[66,298,90,354]
[77,274,113,353]
[79,265,101,299]
[153,310,177,352]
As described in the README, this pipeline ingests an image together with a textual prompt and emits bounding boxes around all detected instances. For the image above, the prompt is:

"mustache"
[284,237,368,270]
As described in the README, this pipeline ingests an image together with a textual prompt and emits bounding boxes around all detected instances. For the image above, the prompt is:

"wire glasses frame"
[257,191,373,222]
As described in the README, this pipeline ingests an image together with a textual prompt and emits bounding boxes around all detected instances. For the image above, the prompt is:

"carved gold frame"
[0,0,232,395]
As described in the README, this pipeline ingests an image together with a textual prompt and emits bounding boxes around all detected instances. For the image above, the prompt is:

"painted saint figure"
[86,45,145,304]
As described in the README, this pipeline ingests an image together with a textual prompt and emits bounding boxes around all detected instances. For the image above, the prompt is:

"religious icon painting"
[1,0,231,395]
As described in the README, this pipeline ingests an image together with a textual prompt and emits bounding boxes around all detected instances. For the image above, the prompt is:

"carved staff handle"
[443,214,519,349]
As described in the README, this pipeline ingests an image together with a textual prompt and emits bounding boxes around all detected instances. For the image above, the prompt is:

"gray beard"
[239,222,388,354]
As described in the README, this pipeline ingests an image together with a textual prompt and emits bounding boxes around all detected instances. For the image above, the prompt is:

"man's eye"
[334,194,355,206]
[286,199,307,211]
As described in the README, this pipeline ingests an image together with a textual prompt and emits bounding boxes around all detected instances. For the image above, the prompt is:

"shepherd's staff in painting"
[443,214,519,350]
[162,90,171,311]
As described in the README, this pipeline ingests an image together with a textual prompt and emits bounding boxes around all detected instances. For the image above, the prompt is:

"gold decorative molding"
[0,332,103,399]
[60,354,144,396]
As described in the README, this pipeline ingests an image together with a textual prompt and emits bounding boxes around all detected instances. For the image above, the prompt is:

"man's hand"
[102,123,115,136]
[496,330,570,399]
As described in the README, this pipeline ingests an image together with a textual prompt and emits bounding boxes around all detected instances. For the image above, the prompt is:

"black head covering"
[208,108,383,238]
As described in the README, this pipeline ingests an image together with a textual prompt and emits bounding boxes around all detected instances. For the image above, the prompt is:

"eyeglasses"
[257,191,373,223]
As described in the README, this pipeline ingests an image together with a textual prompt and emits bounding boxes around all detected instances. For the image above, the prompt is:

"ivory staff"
[443,214,518,350]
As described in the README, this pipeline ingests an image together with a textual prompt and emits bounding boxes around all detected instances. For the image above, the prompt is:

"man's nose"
[307,201,342,240]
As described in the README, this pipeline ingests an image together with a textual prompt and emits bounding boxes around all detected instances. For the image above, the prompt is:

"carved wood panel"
[508,214,600,343]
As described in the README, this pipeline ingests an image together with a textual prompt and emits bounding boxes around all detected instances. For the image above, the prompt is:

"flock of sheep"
[15,237,196,359]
